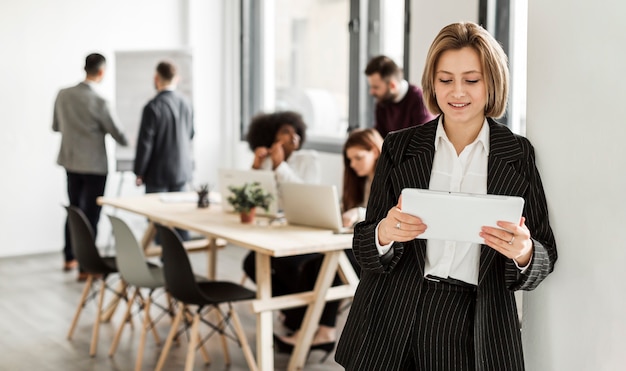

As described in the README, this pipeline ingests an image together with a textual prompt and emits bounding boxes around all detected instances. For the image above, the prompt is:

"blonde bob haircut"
[421,22,509,118]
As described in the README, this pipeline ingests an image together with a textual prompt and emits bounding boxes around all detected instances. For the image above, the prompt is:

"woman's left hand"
[342,208,359,228]
[480,217,533,266]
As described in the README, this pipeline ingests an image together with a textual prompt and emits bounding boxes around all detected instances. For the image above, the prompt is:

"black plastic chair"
[65,205,126,357]
[154,224,258,371]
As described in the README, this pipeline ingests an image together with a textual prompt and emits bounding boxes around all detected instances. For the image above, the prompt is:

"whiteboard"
[114,49,193,171]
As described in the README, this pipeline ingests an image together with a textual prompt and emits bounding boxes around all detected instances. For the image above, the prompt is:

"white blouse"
[376,118,489,285]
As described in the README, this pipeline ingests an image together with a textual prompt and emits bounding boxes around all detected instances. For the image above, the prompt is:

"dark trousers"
[399,279,476,371]
[64,171,107,262]
[145,183,190,241]
[243,249,360,332]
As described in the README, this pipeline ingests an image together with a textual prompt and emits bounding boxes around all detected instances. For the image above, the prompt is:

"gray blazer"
[133,90,194,188]
[52,82,127,175]
[335,118,557,371]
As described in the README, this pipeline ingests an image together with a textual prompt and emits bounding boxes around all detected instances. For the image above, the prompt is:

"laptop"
[280,182,353,234]
[217,168,279,217]
[401,188,525,244]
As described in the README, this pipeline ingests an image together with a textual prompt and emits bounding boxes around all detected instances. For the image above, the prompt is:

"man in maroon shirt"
[365,55,435,137]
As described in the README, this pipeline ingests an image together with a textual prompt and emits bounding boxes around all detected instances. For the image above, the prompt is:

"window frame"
[240,0,517,152]
[240,0,400,153]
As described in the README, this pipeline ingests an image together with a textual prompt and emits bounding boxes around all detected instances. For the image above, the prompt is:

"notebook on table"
[280,182,353,234]
[400,188,525,244]
[217,168,279,217]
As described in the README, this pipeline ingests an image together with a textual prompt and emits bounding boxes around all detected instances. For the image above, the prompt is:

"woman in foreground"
[335,21,557,371]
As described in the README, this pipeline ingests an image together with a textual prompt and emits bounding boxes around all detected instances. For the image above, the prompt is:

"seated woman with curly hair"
[241,110,322,332]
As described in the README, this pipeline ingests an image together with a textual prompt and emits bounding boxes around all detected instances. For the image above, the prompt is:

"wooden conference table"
[98,193,359,371]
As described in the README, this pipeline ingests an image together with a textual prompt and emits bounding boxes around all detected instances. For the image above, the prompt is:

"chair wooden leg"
[146,291,161,345]
[155,302,185,371]
[90,276,107,357]
[109,288,139,356]
[166,291,175,319]
[185,312,200,371]
[213,307,231,366]
[131,290,146,331]
[165,292,180,346]
[148,312,161,345]
[197,331,211,365]
[193,303,210,365]
[165,291,176,321]
[135,294,151,371]
[101,279,128,322]
[229,306,258,371]
[67,275,94,340]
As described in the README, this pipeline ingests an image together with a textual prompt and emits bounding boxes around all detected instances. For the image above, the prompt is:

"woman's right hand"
[342,208,359,228]
[269,141,286,169]
[252,147,269,169]
[377,196,427,246]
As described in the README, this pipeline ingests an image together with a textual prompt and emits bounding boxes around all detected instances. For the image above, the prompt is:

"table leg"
[140,222,157,249]
[255,253,274,371]
[287,251,341,371]
[207,237,218,279]
[337,250,359,286]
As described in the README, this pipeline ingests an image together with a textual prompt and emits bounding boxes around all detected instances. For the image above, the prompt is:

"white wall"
[408,1,626,369]
[0,0,224,257]
[523,1,626,370]
[408,0,478,84]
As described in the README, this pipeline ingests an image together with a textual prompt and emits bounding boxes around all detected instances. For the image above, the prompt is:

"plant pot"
[197,191,209,208]
[240,208,256,224]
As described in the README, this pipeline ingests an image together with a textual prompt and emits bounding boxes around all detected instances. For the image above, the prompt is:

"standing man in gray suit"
[336,22,557,370]
[53,53,128,279]
[134,60,194,240]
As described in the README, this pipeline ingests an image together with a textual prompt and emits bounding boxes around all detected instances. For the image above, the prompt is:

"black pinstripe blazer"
[335,118,557,371]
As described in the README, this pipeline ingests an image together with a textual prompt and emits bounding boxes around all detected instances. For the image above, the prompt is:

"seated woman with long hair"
[274,128,384,355]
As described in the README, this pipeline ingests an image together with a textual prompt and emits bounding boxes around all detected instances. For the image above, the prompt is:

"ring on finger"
[396,222,401,230]
[508,235,515,245]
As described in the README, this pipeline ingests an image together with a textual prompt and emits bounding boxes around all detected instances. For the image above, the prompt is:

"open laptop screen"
[281,182,352,234]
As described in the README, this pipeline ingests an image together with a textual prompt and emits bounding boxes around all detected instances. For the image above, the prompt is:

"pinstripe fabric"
[335,118,557,371]
[401,279,476,371]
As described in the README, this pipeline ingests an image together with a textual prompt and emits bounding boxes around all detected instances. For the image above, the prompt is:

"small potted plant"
[196,183,211,208]
[226,182,273,223]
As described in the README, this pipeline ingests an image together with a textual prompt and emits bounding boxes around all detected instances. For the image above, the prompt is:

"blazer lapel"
[388,121,437,276]
[388,121,437,197]
[479,119,529,285]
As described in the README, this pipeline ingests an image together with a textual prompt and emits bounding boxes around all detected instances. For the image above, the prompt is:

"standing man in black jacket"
[134,60,194,240]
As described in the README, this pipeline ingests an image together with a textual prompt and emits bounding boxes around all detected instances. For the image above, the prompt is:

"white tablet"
[400,188,525,244]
